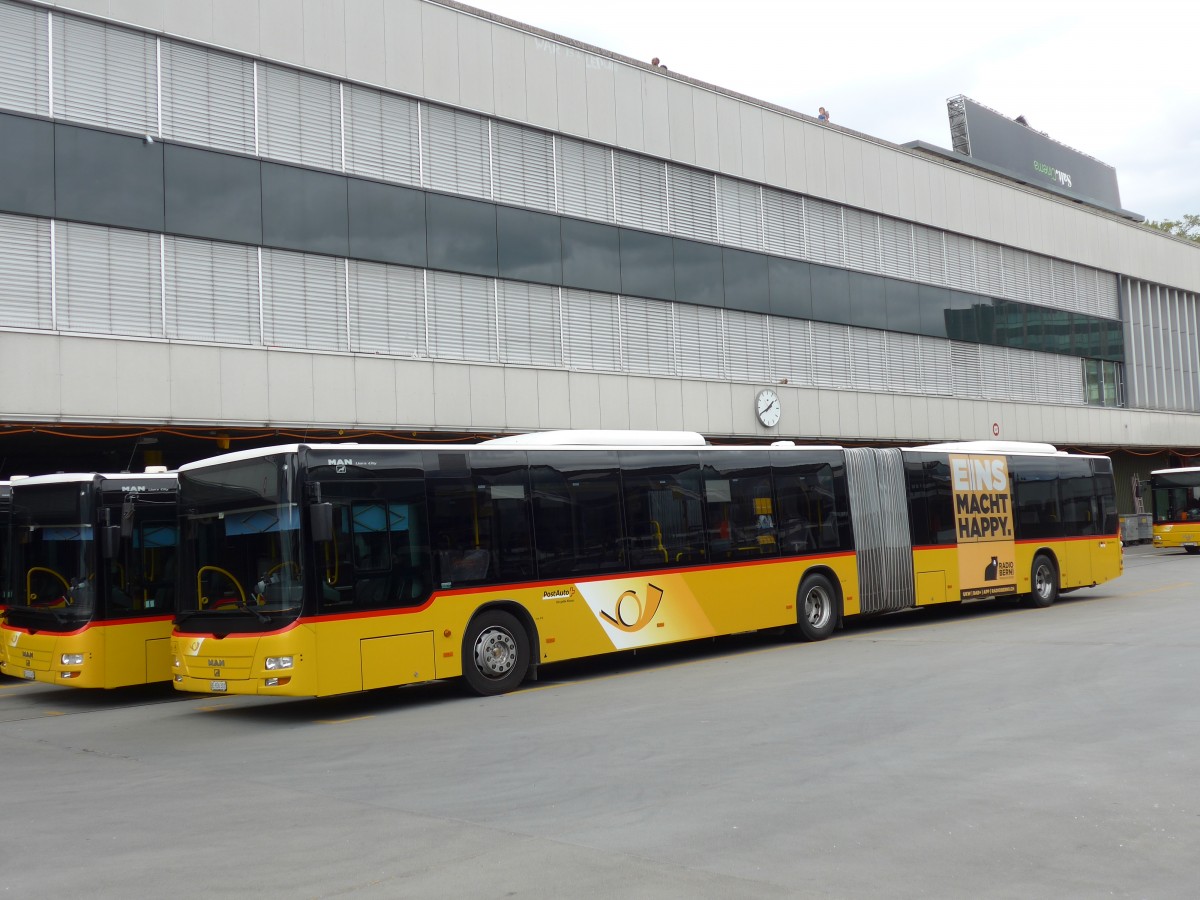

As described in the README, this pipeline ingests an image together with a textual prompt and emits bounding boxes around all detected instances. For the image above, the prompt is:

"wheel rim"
[473,625,518,680]
[1034,563,1053,600]
[804,584,831,629]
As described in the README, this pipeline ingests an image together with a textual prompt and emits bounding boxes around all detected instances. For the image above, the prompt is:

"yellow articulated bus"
[1149,467,1200,553]
[0,472,179,688]
[169,431,1122,699]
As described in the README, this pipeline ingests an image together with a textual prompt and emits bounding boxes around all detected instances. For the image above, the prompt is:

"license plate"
[210,680,227,692]
[23,669,35,680]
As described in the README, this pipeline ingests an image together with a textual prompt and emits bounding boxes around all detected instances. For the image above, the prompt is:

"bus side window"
[469,450,535,584]
[529,451,624,579]
[317,479,432,611]
[774,456,846,555]
[619,450,706,569]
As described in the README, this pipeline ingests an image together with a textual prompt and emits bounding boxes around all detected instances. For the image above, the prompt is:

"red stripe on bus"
[171,551,857,633]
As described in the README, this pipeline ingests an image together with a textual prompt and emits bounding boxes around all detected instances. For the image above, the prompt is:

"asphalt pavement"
[1,543,1196,899]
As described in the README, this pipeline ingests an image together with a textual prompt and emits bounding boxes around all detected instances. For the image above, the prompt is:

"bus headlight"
[61,653,84,666]
[264,656,293,670]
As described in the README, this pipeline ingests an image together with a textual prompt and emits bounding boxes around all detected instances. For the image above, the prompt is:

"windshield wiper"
[175,604,270,625]
[236,600,271,624]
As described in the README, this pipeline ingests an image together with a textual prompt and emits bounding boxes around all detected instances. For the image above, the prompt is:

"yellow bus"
[169,432,1122,698]
[1149,467,1200,553]
[0,481,13,612]
[0,472,179,688]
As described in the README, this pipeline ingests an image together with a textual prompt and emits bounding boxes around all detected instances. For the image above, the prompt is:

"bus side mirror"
[101,525,122,559]
[311,502,334,543]
[120,500,135,537]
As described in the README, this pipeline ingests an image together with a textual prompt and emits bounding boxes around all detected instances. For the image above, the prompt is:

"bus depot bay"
[0,472,179,688]
[169,431,1121,698]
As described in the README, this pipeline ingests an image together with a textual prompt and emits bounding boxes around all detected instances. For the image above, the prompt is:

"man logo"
[600,584,664,633]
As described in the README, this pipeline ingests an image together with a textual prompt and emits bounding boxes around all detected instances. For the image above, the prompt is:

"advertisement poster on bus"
[950,454,1017,598]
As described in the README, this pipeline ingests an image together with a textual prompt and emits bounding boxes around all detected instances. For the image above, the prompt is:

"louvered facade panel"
[675,304,725,379]
[1075,266,1100,317]
[724,309,771,383]
[1092,270,1119,319]
[493,121,555,212]
[917,338,952,395]
[973,240,1005,296]
[556,137,613,221]
[843,208,880,273]
[886,331,922,394]
[0,0,49,116]
[561,288,620,372]
[498,280,561,367]
[1027,253,1054,306]
[161,40,255,155]
[1001,246,1030,302]
[426,270,497,363]
[343,85,421,186]
[878,217,913,280]
[1004,345,1038,402]
[1051,259,1077,312]
[57,222,160,337]
[422,104,491,199]
[347,260,426,357]
[261,249,347,352]
[912,225,946,285]
[619,296,675,376]
[258,64,341,170]
[944,232,975,291]
[803,198,843,266]
[762,188,804,259]
[667,165,717,242]
[949,342,982,399]
[165,236,258,344]
[850,328,888,391]
[0,213,52,329]
[810,321,852,389]
[52,13,156,134]
[978,344,1012,400]
[769,317,812,387]
[614,151,667,232]
[1048,353,1085,404]
[716,177,762,251]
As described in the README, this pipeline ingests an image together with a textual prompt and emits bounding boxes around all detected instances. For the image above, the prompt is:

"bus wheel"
[793,573,839,642]
[462,610,530,696]
[1185,546,1200,555]
[1026,554,1059,608]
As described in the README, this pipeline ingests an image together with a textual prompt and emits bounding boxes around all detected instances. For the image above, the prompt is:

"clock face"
[755,389,781,427]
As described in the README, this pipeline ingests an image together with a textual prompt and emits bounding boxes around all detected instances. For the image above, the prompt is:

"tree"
[1144,214,1200,242]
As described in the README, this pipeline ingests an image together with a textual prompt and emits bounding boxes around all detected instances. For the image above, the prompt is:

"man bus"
[169,432,1121,698]
[1150,466,1200,553]
[1,471,179,688]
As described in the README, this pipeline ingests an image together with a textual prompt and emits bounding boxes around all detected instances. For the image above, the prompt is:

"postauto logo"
[1033,160,1072,188]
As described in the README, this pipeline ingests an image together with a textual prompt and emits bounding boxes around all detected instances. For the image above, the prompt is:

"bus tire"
[1184,546,1200,555]
[793,573,839,642]
[1026,554,1059,608]
[462,609,530,696]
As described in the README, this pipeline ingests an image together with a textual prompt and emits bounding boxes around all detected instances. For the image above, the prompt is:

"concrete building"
[1,0,1198,506]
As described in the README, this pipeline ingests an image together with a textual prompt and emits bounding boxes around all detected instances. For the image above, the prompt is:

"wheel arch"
[467,599,541,677]
[797,564,845,630]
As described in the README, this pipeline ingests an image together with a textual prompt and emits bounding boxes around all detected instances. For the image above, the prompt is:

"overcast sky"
[471,0,1200,224]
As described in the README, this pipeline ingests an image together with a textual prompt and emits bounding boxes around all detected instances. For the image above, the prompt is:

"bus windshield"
[177,456,305,631]
[1152,471,1200,524]
[9,482,97,627]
